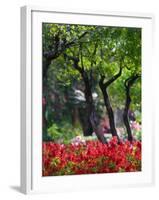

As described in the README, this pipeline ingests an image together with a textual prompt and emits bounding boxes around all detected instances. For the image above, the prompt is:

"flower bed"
[42,137,141,176]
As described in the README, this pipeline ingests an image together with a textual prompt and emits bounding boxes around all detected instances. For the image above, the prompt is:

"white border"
[21,6,154,194]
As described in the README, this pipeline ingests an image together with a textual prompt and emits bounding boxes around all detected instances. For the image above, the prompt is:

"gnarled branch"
[43,31,89,60]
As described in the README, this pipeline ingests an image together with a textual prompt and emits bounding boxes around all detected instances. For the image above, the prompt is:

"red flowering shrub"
[42,137,141,176]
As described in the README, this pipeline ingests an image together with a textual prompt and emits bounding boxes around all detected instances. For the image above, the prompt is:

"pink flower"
[130,121,141,131]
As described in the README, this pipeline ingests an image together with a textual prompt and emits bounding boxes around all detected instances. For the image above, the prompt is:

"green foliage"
[43,23,142,138]
[47,122,82,144]
[51,157,61,167]
[135,130,142,141]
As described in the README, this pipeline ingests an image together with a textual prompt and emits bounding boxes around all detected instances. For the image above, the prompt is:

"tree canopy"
[42,23,141,143]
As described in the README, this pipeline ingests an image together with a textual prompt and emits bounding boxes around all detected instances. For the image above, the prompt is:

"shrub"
[47,122,82,144]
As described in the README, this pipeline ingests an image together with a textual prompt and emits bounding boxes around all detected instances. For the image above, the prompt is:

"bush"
[47,122,82,144]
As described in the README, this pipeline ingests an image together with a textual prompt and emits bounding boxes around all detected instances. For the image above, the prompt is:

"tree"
[42,23,141,143]
[96,27,141,142]
[94,27,127,142]
[99,66,122,142]
[63,49,107,143]
[42,24,90,132]
[123,75,140,141]
[121,28,141,141]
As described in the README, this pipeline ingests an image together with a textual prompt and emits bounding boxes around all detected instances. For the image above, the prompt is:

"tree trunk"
[123,87,133,141]
[90,110,107,144]
[99,83,120,142]
[79,111,93,136]
[123,75,140,142]
[82,73,107,143]
[72,107,80,128]
[98,67,122,142]
[82,72,94,136]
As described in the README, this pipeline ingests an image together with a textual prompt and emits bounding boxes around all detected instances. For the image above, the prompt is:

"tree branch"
[99,75,106,87]
[43,31,89,60]
[125,74,141,89]
[79,44,84,70]
[100,66,122,88]
[64,53,84,74]
[65,31,89,47]
[90,42,98,67]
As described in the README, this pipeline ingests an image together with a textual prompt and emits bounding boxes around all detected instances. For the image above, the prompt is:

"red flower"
[42,137,141,176]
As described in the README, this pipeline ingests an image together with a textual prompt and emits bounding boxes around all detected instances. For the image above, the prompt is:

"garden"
[42,23,142,176]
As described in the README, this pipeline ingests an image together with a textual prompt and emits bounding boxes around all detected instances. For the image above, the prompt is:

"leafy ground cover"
[42,137,141,176]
